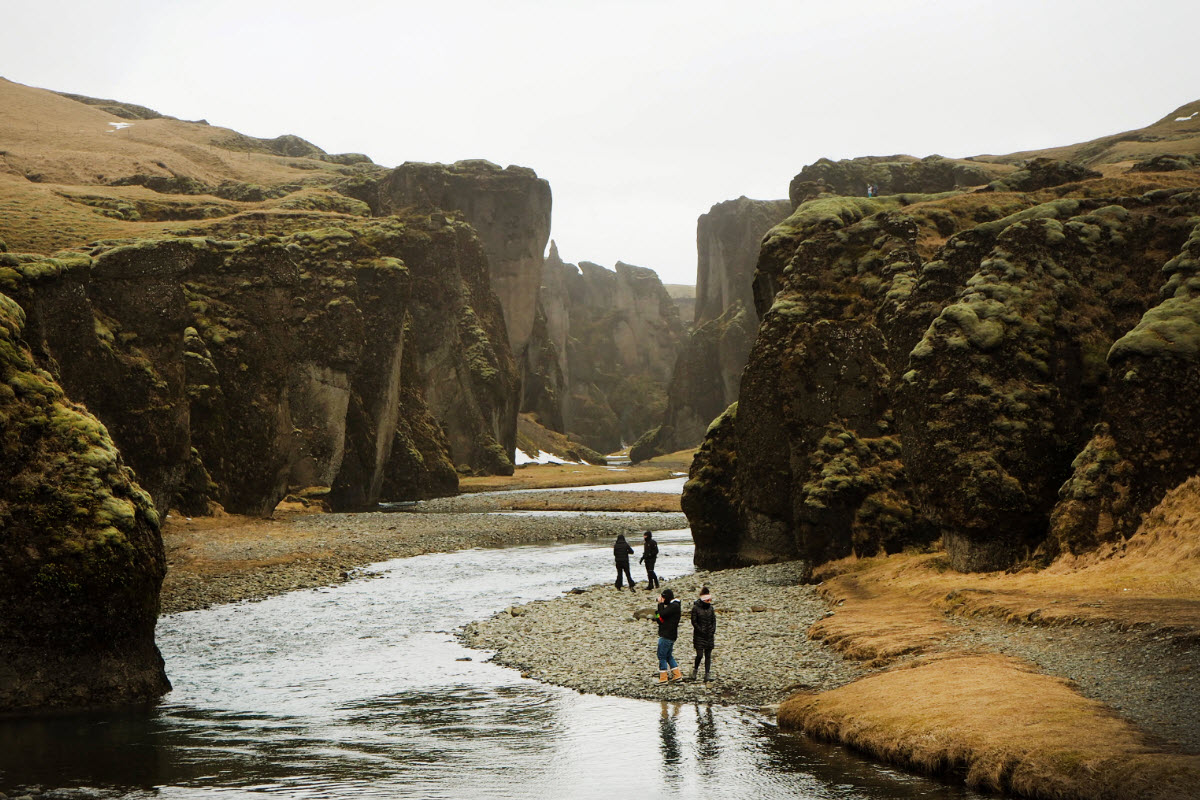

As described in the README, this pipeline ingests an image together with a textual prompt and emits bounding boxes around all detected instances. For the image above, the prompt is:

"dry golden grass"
[785,478,1200,797]
[640,447,698,472]
[808,577,956,666]
[812,477,1200,639]
[779,653,1200,800]
[459,463,675,493]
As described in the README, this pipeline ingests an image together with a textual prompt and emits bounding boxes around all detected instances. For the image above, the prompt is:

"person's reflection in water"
[695,703,721,779]
[658,702,683,789]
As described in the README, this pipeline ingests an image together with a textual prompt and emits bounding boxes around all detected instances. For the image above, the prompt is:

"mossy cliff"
[0,291,169,712]
[632,197,790,462]
[4,213,516,516]
[684,163,1200,572]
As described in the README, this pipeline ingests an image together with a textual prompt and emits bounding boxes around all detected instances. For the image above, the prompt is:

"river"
[0,523,984,799]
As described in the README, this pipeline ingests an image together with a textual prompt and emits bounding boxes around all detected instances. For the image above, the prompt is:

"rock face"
[684,169,1200,572]
[3,213,516,517]
[0,292,170,712]
[537,256,685,453]
[632,197,791,461]
[376,160,552,362]
[789,155,1009,205]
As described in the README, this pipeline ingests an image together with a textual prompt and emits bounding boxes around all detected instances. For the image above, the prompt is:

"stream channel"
[1,503,985,799]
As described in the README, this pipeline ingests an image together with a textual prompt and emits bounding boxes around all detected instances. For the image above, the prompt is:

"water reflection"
[0,526,985,799]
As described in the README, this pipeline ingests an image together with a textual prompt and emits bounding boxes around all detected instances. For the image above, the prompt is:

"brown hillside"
[0,77,381,254]
[979,99,1200,170]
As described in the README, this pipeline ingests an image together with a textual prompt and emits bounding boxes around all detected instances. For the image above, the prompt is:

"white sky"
[3,0,1199,285]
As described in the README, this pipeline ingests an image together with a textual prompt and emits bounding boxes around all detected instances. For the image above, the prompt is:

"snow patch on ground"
[515,449,580,466]
[1174,112,1198,122]
[107,122,134,131]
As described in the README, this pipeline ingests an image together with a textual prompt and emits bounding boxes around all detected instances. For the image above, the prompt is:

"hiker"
[655,588,683,682]
[865,182,874,197]
[639,530,660,590]
[690,586,716,682]
[613,534,636,591]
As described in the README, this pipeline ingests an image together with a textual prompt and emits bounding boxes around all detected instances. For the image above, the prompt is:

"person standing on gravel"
[690,587,716,682]
[613,534,636,591]
[639,530,660,591]
[655,588,683,683]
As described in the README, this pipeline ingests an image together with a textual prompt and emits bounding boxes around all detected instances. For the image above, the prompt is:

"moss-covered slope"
[685,164,1200,572]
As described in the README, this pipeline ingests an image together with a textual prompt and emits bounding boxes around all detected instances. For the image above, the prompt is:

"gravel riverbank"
[161,502,687,614]
[461,561,865,707]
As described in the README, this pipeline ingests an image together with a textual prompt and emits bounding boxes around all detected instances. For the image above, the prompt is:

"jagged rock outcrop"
[3,212,516,516]
[632,197,790,462]
[545,258,685,453]
[0,292,170,712]
[684,169,1200,572]
[789,155,1009,205]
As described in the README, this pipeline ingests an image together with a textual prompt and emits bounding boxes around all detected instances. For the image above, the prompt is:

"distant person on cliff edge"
[690,587,716,682]
[613,534,636,591]
[655,588,683,683]
[639,530,660,591]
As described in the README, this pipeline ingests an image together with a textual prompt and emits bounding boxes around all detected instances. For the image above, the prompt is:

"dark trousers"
[693,646,713,678]
[643,559,660,588]
[615,561,635,588]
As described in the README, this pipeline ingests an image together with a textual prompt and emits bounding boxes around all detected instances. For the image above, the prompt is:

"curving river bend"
[0,522,984,799]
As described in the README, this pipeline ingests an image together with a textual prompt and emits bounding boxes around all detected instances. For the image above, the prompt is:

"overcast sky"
[4,0,1200,285]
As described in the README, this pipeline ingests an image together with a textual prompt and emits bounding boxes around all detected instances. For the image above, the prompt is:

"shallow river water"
[1,525,984,799]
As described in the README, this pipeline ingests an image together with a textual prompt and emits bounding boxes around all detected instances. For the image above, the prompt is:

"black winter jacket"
[640,538,659,564]
[656,599,682,640]
[690,599,716,649]
[614,539,634,564]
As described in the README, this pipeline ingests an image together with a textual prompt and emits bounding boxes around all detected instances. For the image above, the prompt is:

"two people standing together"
[612,531,660,591]
[655,585,716,683]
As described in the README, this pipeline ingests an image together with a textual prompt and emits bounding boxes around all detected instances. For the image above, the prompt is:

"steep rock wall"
[3,214,515,517]
[376,160,552,361]
[0,292,169,712]
[552,259,686,453]
[685,173,1200,572]
[633,197,790,461]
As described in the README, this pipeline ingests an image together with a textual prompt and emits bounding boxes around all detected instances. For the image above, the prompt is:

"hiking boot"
[669,667,683,682]
[658,671,668,684]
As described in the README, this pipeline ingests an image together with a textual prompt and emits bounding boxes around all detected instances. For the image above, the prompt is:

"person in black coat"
[690,587,717,682]
[613,534,636,591]
[639,530,660,590]
[655,588,683,682]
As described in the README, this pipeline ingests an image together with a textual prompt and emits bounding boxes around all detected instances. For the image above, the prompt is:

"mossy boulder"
[983,158,1101,193]
[0,291,169,712]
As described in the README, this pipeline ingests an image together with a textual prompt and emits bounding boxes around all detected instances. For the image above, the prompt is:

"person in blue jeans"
[655,588,682,683]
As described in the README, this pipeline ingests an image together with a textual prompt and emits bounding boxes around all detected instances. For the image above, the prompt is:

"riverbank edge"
[460,554,1200,800]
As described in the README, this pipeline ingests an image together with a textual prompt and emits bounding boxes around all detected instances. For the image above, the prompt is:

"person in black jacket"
[638,530,660,590]
[690,587,716,682]
[655,588,683,682]
[613,534,636,591]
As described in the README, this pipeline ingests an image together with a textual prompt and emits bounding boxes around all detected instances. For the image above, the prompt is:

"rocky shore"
[460,561,864,707]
